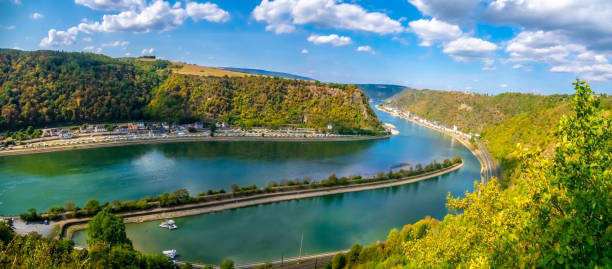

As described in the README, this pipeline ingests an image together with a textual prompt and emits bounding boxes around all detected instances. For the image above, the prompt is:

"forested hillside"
[148,74,381,134]
[386,88,612,181]
[0,49,383,135]
[327,81,611,268]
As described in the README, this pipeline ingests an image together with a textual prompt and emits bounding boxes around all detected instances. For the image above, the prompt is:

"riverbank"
[376,105,498,183]
[59,162,462,240]
[0,134,389,157]
[176,249,347,269]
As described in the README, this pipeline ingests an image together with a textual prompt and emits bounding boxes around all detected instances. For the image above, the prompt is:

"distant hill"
[220,67,315,81]
[0,49,384,135]
[357,84,408,100]
[385,87,612,182]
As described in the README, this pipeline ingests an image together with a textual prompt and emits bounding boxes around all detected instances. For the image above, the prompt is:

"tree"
[220,259,235,269]
[0,221,14,245]
[65,201,75,211]
[86,209,132,248]
[230,184,240,193]
[19,208,41,222]
[84,199,101,215]
[533,80,612,267]
[173,189,191,204]
[329,253,346,269]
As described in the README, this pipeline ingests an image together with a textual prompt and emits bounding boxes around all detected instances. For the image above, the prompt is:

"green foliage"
[19,208,43,222]
[147,74,384,133]
[86,209,132,248]
[345,81,612,268]
[387,86,612,183]
[220,259,235,269]
[0,50,164,129]
[0,50,383,135]
[83,199,101,216]
[328,253,346,269]
[0,225,173,268]
[534,80,612,267]
[0,221,14,245]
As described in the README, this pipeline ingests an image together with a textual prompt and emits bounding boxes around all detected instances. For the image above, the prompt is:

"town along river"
[1,106,480,264]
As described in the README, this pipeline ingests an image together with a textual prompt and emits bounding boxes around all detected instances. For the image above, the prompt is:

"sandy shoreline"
[59,162,463,240]
[376,105,497,183]
[0,135,389,157]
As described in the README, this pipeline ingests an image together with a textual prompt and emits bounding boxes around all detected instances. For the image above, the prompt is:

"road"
[175,250,345,269]
[476,141,500,184]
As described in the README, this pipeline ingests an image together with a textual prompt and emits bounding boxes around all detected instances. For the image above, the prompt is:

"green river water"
[1,106,480,265]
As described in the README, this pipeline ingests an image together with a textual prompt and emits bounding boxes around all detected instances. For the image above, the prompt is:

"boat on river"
[162,249,177,259]
[160,219,177,230]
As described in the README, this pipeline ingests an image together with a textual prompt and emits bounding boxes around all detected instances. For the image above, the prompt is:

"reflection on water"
[73,167,472,265]
[71,106,482,265]
[0,104,474,215]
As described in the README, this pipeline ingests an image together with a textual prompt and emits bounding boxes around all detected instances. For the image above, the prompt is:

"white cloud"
[408,0,612,52]
[442,37,497,62]
[83,37,93,42]
[42,0,230,47]
[9,0,21,5]
[506,30,612,81]
[77,1,189,33]
[31,12,44,19]
[252,0,404,34]
[505,31,582,65]
[186,2,230,23]
[12,45,22,50]
[407,0,612,80]
[356,45,375,54]
[101,40,129,48]
[408,0,478,23]
[83,46,103,53]
[0,25,16,30]
[125,52,132,56]
[406,17,497,69]
[75,0,145,11]
[499,83,508,88]
[307,34,352,46]
[483,0,612,51]
[141,48,155,55]
[408,18,463,47]
[301,49,309,54]
[40,27,79,47]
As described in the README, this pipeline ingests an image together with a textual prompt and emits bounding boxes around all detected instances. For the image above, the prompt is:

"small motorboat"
[162,249,177,259]
[159,219,177,230]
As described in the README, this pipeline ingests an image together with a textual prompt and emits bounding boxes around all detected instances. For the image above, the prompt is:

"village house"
[42,128,61,137]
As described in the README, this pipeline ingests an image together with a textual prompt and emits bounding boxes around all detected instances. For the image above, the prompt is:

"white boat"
[162,249,177,259]
[159,219,177,230]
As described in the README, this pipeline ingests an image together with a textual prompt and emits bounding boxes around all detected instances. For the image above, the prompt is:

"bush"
[328,253,346,269]
[173,189,191,204]
[220,259,234,269]
[20,208,43,222]
[84,200,101,216]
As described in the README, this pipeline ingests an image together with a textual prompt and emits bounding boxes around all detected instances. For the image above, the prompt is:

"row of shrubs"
[21,156,462,221]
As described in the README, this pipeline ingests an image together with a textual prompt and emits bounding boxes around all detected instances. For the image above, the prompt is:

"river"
[1,106,480,264]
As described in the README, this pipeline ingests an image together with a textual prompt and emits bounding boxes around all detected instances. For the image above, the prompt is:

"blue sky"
[1,0,612,94]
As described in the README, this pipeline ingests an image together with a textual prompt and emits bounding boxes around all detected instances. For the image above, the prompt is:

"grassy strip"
[20,156,462,222]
